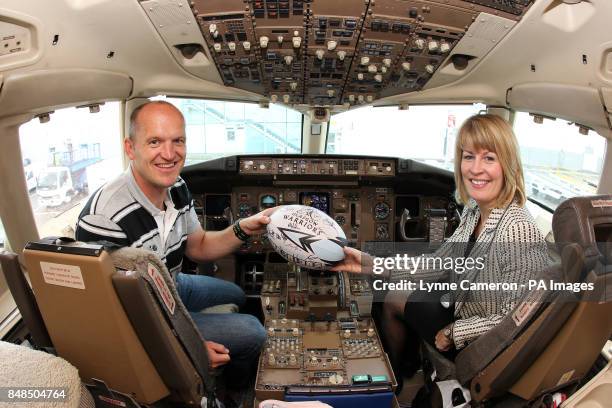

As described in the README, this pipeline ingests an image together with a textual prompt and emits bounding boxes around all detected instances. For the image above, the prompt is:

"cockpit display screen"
[299,192,330,214]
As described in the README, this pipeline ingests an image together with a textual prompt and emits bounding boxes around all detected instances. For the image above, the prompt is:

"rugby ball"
[267,205,347,270]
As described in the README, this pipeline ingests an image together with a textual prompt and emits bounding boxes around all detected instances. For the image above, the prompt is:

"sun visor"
[507,83,609,130]
[0,69,132,118]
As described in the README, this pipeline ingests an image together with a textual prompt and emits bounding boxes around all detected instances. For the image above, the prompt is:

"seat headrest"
[553,195,612,262]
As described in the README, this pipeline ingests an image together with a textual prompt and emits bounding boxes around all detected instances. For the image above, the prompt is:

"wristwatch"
[443,324,454,341]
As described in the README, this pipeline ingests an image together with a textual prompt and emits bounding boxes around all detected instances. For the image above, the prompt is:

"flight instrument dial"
[374,202,390,220]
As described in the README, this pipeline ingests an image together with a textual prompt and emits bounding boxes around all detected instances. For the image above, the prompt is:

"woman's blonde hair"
[454,114,526,208]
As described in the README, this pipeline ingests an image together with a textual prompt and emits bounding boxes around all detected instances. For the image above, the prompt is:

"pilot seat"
[419,195,612,407]
[1,240,220,407]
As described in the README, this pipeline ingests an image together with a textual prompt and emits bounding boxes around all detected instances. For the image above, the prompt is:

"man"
[75,100,268,399]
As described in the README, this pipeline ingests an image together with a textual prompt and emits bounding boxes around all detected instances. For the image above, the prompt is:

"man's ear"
[124,137,136,160]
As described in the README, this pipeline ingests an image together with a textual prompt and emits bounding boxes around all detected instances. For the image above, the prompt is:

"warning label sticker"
[592,199,612,208]
[512,301,539,326]
[147,263,175,315]
[40,262,85,290]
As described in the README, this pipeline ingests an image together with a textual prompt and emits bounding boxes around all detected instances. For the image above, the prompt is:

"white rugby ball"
[267,205,347,270]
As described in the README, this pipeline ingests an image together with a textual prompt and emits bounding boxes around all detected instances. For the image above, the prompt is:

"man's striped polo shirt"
[75,167,199,276]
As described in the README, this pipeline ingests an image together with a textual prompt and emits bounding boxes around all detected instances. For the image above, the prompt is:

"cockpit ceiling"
[189,0,534,107]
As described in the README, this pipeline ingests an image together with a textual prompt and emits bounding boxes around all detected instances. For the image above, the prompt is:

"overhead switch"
[367,64,377,73]
[243,41,251,51]
[337,50,346,60]
[316,49,325,60]
[402,62,411,71]
[327,40,337,51]
[293,35,301,48]
[360,56,370,65]
[284,55,293,65]
[260,36,269,48]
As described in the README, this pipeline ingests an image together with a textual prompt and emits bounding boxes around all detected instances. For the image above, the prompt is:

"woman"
[332,114,547,380]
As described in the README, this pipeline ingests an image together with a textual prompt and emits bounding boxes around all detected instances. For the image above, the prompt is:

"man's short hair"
[128,100,184,140]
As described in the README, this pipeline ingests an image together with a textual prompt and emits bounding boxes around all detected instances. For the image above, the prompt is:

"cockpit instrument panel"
[239,157,395,176]
[299,192,330,214]
[189,0,534,106]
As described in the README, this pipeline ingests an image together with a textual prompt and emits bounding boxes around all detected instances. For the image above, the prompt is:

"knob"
[357,95,364,102]
[243,41,251,51]
[228,41,236,52]
[289,354,297,364]
[292,327,299,336]
[290,82,298,91]
[310,356,319,365]
[213,43,222,53]
[260,36,269,48]
[284,55,293,65]
[348,94,355,102]
[440,42,451,53]
[270,94,278,103]
[381,66,388,74]
[316,49,325,60]
[402,61,411,71]
[367,328,375,337]
[327,89,335,97]
[367,64,377,73]
[268,353,276,365]
[327,40,337,51]
[343,329,351,338]
[383,58,392,67]
[277,35,284,45]
[425,64,435,74]
[268,326,274,336]
[357,73,364,80]
[374,74,383,82]
[337,50,346,60]
[331,356,339,366]
[428,40,439,52]
[293,36,301,48]
[265,296,270,306]
[415,38,425,49]
[283,94,290,103]
[360,56,370,65]
[366,95,373,102]
[209,24,217,34]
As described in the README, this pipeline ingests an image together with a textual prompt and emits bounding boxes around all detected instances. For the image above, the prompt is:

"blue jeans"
[175,273,266,387]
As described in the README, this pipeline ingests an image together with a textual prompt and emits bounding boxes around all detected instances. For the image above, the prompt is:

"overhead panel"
[190,0,534,107]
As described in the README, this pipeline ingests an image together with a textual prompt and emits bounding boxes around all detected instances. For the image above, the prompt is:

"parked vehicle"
[36,143,101,207]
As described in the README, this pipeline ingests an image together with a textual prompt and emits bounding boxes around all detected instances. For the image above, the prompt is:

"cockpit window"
[165,98,303,165]
[326,104,483,167]
[513,112,606,210]
[19,102,123,238]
